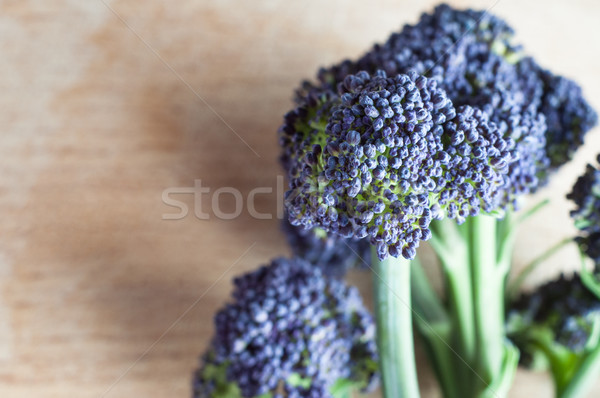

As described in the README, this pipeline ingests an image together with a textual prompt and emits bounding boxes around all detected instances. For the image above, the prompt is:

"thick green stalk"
[410,258,448,325]
[558,344,600,398]
[496,210,517,274]
[411,259,459,398]
[430,221,474,359]
[418,323,459,398]
[469,215,506,391]
[429,215,519,398]
[372,247,420,398]
[430,219,475,395]
[477,342,519,398]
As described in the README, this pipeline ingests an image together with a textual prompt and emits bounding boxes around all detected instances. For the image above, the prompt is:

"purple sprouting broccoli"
[507,273,600,367]
[192,257,378,398]
[568,156,600,268]
[281,70,510,260]
[280,4,596,260]
[300,4,596,203]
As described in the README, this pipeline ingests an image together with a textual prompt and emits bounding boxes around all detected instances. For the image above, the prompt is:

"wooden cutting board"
[0,1,598,396]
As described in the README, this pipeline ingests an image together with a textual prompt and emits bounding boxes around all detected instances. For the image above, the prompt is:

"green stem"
[478,342,520,398]
[496,210,517,274]
[558,344,600,398]
[430,219,474,358]
[411,259,459,398]
[418,322,459,398]
[430,219,476,395]
[429,215,518,398]
[372,247,420,398]
[498,199,551,274]
[469,216,505,389]
[410,258,448,325]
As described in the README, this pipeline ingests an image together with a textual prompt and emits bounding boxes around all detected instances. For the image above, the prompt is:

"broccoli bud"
[568,156,600,268]
[192,258,379,398]
[507,273,600,365]
[302,5,596,213]
[282,70,510,260]
[536,65,598,168]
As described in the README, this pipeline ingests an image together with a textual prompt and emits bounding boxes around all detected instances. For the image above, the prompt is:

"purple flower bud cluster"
[315,5,518,102]
[315,4,519,96]
[568,156,600,268]
[308,4,595,194]
[192,258,378,398]
[281,217,370,278]
[508,273,600,354]
[282,70,509,260]
[451,49,596,185]
[537,69,599,168]
[279,4,597,260]
[478,89,549,208]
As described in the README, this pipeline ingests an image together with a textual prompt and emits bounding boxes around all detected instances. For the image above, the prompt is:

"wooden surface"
[1,1,599,397]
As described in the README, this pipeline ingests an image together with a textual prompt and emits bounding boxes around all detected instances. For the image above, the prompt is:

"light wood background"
[1,1,599,397]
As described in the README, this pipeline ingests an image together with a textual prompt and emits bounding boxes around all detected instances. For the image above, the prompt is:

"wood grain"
[0,1,599,397]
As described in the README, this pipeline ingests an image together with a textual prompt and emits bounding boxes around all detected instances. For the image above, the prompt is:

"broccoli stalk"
[465,215,518,396]
[372,252,420,398]
[426,215,520,398]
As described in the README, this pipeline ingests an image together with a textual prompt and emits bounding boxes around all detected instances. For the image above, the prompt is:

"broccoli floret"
[293,4,595,213]
[507,273,600,362]
[531,63,598,168]
[192,258,378,398]
[486,91,549,208]
[281,70,510,260]
[567,156,600,267]
[315,4,519,95]
[281,217,370,278]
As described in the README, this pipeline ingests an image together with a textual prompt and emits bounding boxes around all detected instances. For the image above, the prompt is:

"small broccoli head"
[568,157,600,267]
[192,257,379,398]
[507,273,600,366]
[568,158,600,231]
[282,70,510,260]
[539,71,598,168]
